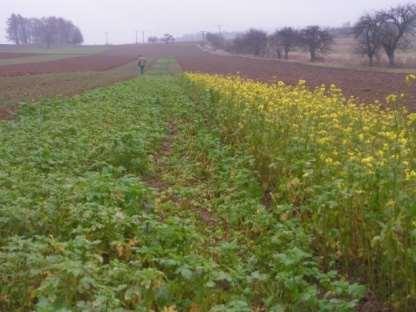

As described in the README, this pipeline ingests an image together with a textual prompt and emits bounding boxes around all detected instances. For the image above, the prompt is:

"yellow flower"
[405,74,416,86]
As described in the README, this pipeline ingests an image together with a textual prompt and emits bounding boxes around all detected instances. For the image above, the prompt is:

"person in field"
[137,55,147,75]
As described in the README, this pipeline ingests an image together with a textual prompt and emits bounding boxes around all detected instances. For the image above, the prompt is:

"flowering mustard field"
[186,73,416,310]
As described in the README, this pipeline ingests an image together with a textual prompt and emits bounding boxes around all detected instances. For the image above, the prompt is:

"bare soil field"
[0,53,137,76]
[0,52,39,59]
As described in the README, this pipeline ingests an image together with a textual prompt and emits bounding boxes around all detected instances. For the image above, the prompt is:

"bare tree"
[276,27,299,59]
[148,36,159,43]
[41,17,59,48]
[353,14,383,66]
[6,14,20,45]
[232,29,268,56]
[267,34,282,59]
[5,13,84,47]
[16,14,30,45]
[299,26,334,62]
[377,3,416,66]
[70,27,84,45]
[28,18,43,45]
[162,33,175,44]
[206,32,226,49]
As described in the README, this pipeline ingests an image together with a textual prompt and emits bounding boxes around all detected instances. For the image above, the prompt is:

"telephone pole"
[201,31,207,42]
[142,31,145,44]
[105,32,109,45]
[135,30,138,44]
[217,25,223,34]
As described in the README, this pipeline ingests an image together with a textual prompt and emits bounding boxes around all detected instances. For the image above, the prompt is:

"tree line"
[205,3,416,66]
[207,26,333,63]
[6,14,84,48]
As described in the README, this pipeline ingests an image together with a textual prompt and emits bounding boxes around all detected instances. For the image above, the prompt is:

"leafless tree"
[377,3,416,66]
[148,36,159,43]
[69,27,84,45]
[6,14,20,45]
[276,27,299,59]
[162,34,175,44]
[299,26,334,62]
[5,13,84,47]
[41,17,59,48]
[353,14,383,66]
[17,15,30,45]
[206,32,226,49]
[267,34,282,58]
[232,29,268,56]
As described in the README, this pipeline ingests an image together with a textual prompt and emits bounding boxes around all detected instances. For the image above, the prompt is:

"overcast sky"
[0,0,409,44]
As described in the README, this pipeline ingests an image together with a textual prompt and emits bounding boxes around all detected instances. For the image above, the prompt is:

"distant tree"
[353,14,383,66]
[6,14,21,45]
[162,33,175,44]
[28,18,43,45]
[148,36,159,43]
[70,26,84,45]
[377,3,416,66]
[5,13,84,47]
[299,26,334,61]
[206,32,226,49]
[275,27,299,59]
[41,17,58,48]
[232,29,268,56]
[267,34,282,58]
[16,14,30,45]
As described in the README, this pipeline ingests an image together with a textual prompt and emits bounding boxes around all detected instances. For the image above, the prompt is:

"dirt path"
[145,122,177,193]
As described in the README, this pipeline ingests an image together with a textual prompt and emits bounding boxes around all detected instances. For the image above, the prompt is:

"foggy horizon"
[1,0,410,45]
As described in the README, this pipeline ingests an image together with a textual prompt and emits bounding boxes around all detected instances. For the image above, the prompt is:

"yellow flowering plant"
[185,72,416,310]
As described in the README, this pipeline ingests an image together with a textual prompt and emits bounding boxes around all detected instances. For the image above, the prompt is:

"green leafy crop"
[0,70,364,311]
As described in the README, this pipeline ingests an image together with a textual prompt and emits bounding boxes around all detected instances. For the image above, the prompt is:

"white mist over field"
[0,0,409,44]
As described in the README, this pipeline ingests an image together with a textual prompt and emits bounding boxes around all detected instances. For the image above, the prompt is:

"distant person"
[137,55,147,75]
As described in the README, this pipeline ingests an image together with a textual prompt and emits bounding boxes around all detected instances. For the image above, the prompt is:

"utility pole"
[142,31,145,44]
[201,31,207,42]
[135,30,138,44]
[105,32,109,45]
[217,25,223,34]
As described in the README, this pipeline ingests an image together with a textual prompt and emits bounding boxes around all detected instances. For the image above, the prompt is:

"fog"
[0,0,409,44]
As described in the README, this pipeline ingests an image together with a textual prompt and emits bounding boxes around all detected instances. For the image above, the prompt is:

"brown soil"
[0,52,38,59]
[145,122,177,193]
[0,106,16,120]
[0,47,138,76]
[0,55,134,76]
